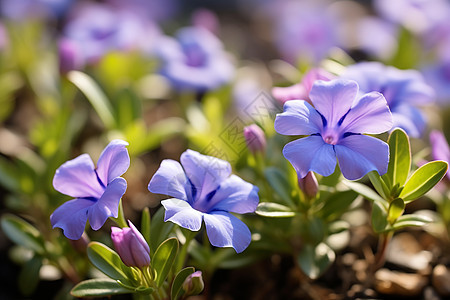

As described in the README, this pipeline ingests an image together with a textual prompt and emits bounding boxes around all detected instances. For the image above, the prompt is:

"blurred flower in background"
[0,0,75,20]
[341,62,435,137]
[61,2,160,65]
[155,26,234,92]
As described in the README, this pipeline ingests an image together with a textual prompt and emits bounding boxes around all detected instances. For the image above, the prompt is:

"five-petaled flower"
[148,149,259,253]
[51,140,130,240]
[275,79,393,180]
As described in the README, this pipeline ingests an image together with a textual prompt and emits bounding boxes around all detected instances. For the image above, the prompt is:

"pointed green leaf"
[368,171,391,201]
[383,129,411,190]
[141,207,151,247]
[71,279,132,297]
[67,71,115,128]
[87,242,129,282]
[297,243,335,280]
[371,201,388,233]
[318,190,358,221]
[264,167,295,207]
[152,238,179,287]
[149,206,174,256]
[255,202,296,218]
[1,214,45,254]
[171,267,195,300]
[399,161,448,203]
[387,198,405,224]
[390,213,433,230]
[343,180,387,208]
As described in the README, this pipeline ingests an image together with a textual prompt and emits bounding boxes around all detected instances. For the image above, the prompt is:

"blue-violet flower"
[148,149,259,253]
[275,79,393,180]
[51,140,130,240]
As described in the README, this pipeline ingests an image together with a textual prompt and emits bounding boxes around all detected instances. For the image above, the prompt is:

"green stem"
[175,230,196,273]
[373,231,393,271]
[110,199,128,228]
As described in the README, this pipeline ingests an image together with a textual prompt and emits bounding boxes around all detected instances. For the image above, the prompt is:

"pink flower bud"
[298,171,319,199]
[182,271,204,296]
[111,221,150,268]
[58,38,84,74]
[243,124,266,154]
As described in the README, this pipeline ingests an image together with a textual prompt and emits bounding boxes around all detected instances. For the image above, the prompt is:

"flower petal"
[206,175,259,214]
[274,100,322,135]
[203,211,251,253]
[50,198,93,240]
[53,154,104,199]
[335,134,389,180]
[341,91,393,134]
[96,140,130,186]
[161,198,203,231]
[180,150,231,202]
[283,136,336,178]
[309,79,358,128]
[391,104,426,138]
[148,159,189,201]
[88,177,127,230]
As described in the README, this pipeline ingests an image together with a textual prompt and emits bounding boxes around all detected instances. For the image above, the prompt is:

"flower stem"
[111,199,128,228]
[175,229,196,273]
[373,231,393,271]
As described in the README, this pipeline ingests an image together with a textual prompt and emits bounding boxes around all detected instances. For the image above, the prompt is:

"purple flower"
[243,124,266,154]
[272,68,335,105]
[341,62,434,137]
[111,220,150,268]
[421,60,450,106]
[275,79,393,180]
[51,140,130,240]
[58,38,85,74]
[270,0,339,64]
[155,27,234,92]
[148,150,259,253]
[430,130,450,180]
[62,2,159,63]
[0,0,74,20]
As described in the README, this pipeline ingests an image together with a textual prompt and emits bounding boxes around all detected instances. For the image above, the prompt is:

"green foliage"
[152,238,179,287]
[71,278,132,297]
[382,128,411,190]
[255,202,296,217]
[297,243,335,280]
[1,214,45,255]
[149,206,175,256]
[87,242,132,283]
[399,161,448,203]
[171,267,195,300]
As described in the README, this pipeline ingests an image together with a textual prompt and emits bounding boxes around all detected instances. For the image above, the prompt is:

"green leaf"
[141,207,151,247]
[343,180,387,208]
[264,167,295,207]
[390,213,433,230]
[399,161,448,203]
[371,201,388,233]
[368,171,391,201]
[297,243,335,280]
[387,198,405,224]
[67,71,115,128]
[171,267,195,300]
[318,190,358,221]
[87,242,130,282]
[18,255,42,296]
[1,214,45,254]
[71,278,132,297]
[255,202,296,218]
[152,238,179,287]
[383,128,411,190]
[149,206,174,256]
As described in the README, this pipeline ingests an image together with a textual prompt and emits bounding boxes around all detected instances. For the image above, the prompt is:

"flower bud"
[182,271,204,296]
[298,171,319,199]
[69,232,90,253]
[58,38,84,75]
[243,124,266,154]
[111,220,150,268]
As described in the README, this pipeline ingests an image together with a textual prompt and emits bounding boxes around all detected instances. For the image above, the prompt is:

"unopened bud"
[111,220,150,268]
[182,271,204,296]
[298,171,319,199]
[243,124,266,154]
